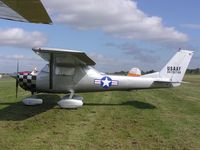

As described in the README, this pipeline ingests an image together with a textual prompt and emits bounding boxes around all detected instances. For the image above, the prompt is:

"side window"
[55,66,75,76]
[55,55,76,76]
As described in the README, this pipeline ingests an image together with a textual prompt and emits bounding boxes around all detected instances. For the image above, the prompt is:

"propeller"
[49,53,54,89]
[16,61,19,98]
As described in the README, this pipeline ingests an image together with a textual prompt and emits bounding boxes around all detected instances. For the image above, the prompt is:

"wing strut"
[49,53,54,89]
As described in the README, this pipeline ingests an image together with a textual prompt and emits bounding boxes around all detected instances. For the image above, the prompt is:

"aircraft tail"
[159,50,193,83]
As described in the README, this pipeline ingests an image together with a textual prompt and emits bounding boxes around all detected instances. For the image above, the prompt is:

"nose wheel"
[22,95,43,106]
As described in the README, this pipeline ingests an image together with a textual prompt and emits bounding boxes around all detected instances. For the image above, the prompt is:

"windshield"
[41,64,49,73]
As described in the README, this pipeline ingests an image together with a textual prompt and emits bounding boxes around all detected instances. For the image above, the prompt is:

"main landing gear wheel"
[22,97,43,106]
[57,91,83,109]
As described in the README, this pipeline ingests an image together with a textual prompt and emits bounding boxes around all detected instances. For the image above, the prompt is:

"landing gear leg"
[69,89,74,99]
[31,91,35,96]
[31,91,37,98]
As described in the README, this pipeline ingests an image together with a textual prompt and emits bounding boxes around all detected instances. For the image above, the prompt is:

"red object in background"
[18,71,31,75]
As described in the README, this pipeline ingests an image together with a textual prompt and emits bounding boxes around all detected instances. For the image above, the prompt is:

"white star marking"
[102,77,112,87]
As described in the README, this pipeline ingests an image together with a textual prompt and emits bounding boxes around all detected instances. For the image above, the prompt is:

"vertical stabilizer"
[159,50,193,82]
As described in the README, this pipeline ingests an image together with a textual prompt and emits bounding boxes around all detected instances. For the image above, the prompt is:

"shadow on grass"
[85,100,156,109]
[0,94,60,121]
[0,96,156,121]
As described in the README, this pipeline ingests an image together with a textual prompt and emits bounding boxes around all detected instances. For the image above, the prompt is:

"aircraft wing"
[33,47,96,66]
[33,47,96,89]
[0,0,52,24]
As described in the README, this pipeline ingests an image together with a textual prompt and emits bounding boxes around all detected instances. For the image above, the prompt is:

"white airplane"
[12,47,193,109]
[0,1,194,108]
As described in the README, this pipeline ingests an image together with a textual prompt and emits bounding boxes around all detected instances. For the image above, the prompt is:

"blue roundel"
[100,76,112,89]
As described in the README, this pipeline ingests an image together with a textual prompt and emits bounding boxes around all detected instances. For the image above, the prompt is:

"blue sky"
[0,0,199,73]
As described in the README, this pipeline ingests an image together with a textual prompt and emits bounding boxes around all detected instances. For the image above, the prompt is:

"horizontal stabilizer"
[153,80,182,88]
[154,81,181,84]
[152,81,174,88]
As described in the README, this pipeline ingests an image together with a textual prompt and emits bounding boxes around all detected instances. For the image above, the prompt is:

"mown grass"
[0,75,199,150]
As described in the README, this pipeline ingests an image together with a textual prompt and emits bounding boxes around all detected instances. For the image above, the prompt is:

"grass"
[0,75,200,150]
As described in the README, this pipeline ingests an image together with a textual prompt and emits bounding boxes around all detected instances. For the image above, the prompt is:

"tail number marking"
[167,66,181,74]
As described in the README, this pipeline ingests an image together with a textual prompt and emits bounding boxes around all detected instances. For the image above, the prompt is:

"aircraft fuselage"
[18,65,172,94]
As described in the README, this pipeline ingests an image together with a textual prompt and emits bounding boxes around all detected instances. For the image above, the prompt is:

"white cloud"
[105,42,160,64]
[89,51,159,72]
[0,54,39,60]
[181,24,200,30]
[0,28,47,48]
[0,54,46,73]
[89,52,133,72]
[42,0,188,43]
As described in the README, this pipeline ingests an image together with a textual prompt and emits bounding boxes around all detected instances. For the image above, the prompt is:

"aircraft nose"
[18,73,37,92]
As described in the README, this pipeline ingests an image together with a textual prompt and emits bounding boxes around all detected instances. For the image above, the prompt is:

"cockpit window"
[55,66,75,76]
[40,64,75,76]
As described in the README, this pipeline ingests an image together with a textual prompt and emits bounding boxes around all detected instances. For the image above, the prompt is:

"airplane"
[12,47,193,109]
[0,1,194,109]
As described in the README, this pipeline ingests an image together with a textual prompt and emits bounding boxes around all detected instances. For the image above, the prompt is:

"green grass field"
[0,75,200,150]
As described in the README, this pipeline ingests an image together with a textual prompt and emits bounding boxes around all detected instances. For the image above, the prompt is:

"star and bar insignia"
[94,76,119,89]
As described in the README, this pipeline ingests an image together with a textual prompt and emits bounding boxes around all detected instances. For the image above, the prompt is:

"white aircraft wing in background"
[0,0,52,24]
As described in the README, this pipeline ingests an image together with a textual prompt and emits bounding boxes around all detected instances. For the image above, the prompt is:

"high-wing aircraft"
[0,1,194,109]
[12,48,193,108]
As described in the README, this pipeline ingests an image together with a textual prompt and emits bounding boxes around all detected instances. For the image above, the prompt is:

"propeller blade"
[49,53,54,89]
[16,61,19,98]
[16,78,18,98]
